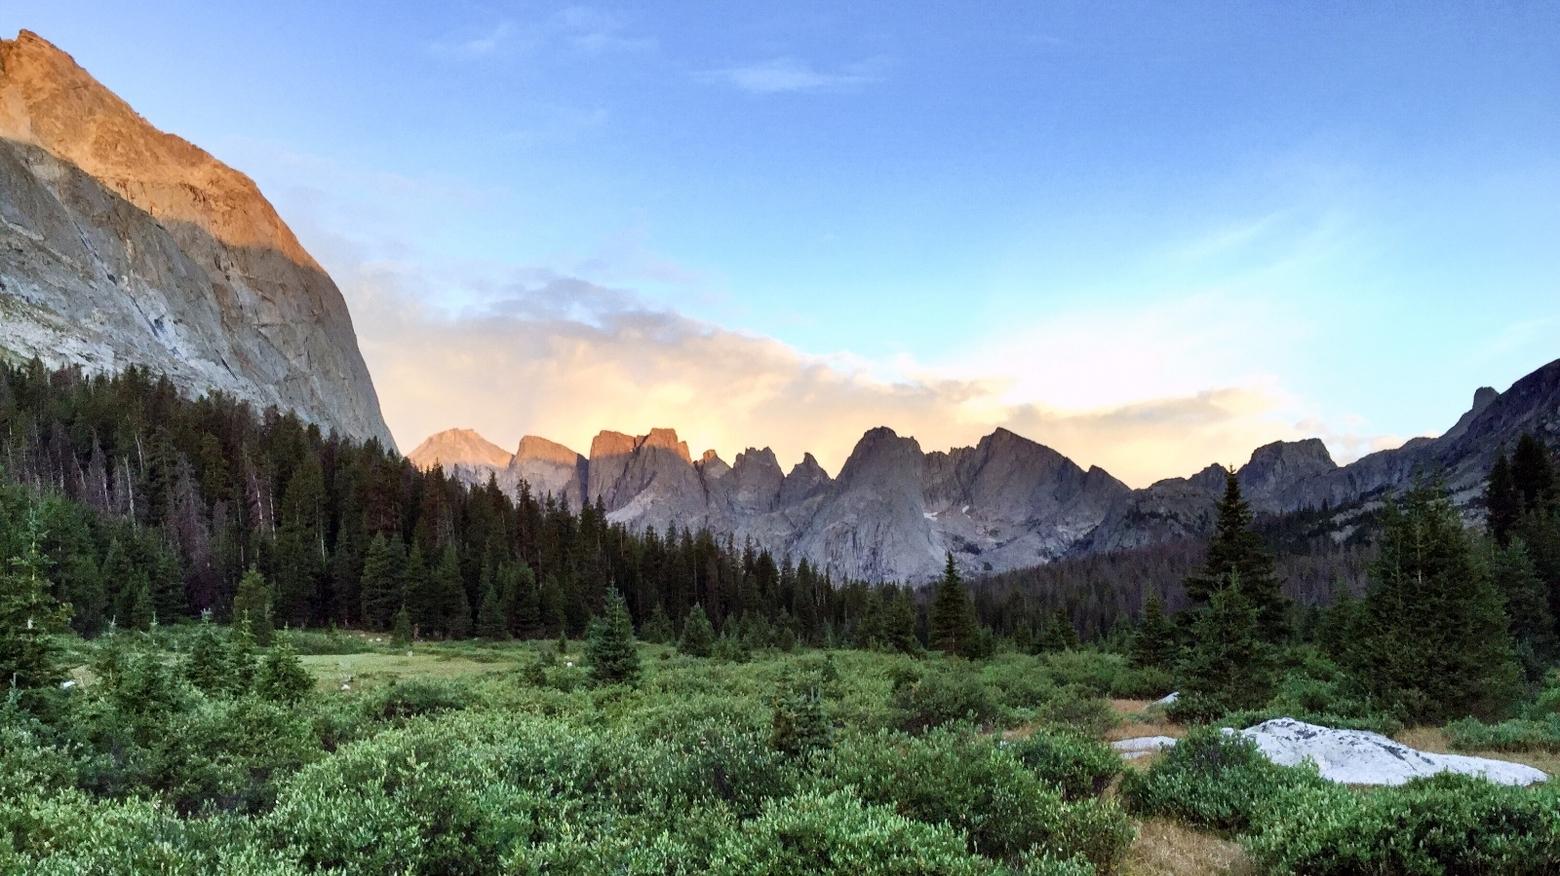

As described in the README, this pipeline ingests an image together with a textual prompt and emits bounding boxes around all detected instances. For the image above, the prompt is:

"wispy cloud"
[698,56,887,94]
[430,20,518,58]
[429,7,654,61]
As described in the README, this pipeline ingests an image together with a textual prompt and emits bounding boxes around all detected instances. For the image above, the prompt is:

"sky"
[5,2,1558,486]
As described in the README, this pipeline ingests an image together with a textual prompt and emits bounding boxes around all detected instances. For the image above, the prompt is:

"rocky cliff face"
[0,31,395,448]
[412,358,1558,582]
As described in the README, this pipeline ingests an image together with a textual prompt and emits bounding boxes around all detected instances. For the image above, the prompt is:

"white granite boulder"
[1232,718,1548,787]
[1111,736,1178,759]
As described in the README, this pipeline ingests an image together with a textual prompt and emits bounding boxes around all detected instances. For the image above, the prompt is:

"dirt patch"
[1125,818,1253,875]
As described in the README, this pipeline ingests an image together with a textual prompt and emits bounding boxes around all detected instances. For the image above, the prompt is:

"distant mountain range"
[411,358,1560,582]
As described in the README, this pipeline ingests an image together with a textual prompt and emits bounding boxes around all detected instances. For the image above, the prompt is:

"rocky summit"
[0,31,394,448]
[412,358,1560,583]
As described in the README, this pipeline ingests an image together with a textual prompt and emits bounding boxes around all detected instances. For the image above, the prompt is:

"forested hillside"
[0,360,907,648]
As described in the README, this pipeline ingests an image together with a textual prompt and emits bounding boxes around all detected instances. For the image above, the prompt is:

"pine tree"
[1185,469,1289,642]
[1511,434,1556,512]
[928,553,977,656]
[1038,609,1079,652]
[1351,487,1523,722]
[359,533,405,631]
[1486,451,1522,546]
[121,572,155,632]
[1488,539,1558,683]
[390,606,413,647]
[255,637,313,704]
[1179,573,1273,715]
[1130,592,1177,670]
[882,588,919,655]
[0,509,69,690]
[641,603,675,644]
[586,590,640,685]
[183,621,231,693]
[679,603,716,657]
[227,622,258,693]
[232,566,274,646]
[474,579,507,639]
[770,673,830,759]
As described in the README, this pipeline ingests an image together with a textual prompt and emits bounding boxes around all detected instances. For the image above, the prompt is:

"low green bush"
[708,790,1003,876]
[890,667,999,733]
[1246,774,1560,874]
[822,727,1132,870]
[1006,729,1122,801]
[1121,727,1328,833]
[1032,684,1115,737]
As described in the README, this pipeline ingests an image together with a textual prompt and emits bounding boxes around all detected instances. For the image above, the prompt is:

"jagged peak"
[640,427,691,463]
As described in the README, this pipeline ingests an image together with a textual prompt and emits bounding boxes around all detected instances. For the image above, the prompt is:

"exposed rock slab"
[0,30,394,448]
[1119,719,1547,786]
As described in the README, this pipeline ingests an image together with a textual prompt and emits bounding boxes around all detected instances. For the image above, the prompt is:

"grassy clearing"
[1395,726,1560,778]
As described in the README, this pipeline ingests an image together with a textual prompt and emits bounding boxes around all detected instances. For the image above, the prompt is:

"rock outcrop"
[0,31,394,448]
[1117,719,1548,786]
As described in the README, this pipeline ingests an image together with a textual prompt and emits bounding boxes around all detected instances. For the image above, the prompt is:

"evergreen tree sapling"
[255,636,313,704]
[1130,592,1177,671]
[0,510,69,690]
[586,589,640,685]
[232,566,274,646]
[679,603,716,657]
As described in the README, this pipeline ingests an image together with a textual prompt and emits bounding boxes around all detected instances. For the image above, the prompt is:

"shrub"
[1445,714,1560,753]
[1246,774,1560,874]
[891,668,998,733]
[1121,727,1328,833]
[708,790,1001,875]
[823,727,1132,870]
[1007,729,1122,801]
[368,678,472,721]
[1032,684,1115,737]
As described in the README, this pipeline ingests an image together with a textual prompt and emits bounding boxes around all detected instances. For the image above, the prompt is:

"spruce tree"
[390,605,413,647]
[1486,451,1522,546]
[1488,539,1558,683]
[586,590,640,685]
[121,572,155,632]
[640,603,675,644]
[1351,487,1523,722]
[232,566,274,646]
[1130,592,1177,670]
[1179,573,1273,715]
[183,621,231,694]
[255,637,313,704]
[0,510,69,690]
[474,579,507,639]
[770,674,830,759]
[882,588,919,655]
[1185,469,1289,641]
[679,603,716,657]
[1511,434,1556,512]
[929,553,977,656]
[359,533,405,631]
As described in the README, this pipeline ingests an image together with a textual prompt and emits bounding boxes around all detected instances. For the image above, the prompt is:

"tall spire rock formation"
[0,31,396,448]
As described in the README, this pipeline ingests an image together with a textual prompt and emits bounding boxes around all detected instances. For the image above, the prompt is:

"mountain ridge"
[412,358,1560,582]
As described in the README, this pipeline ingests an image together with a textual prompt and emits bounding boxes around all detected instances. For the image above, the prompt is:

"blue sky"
[6,3,1557,484]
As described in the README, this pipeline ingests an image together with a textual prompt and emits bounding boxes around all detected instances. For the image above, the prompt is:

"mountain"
[413,358,1559,583]
[0,30,394,448]
[408,428,513,472]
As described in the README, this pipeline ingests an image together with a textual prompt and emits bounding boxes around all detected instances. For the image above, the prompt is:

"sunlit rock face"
[0,30,395,448]
[413,357,1559,584]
